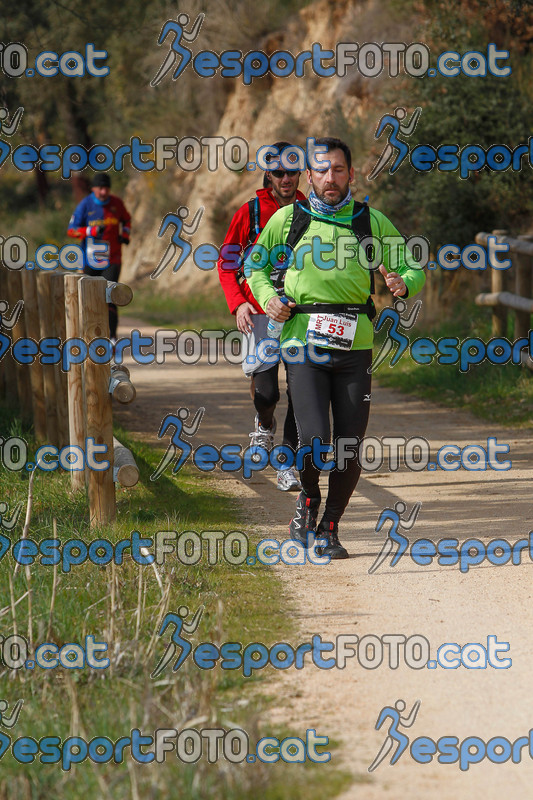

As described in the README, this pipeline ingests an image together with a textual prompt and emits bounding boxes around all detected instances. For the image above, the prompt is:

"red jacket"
[217,187,307,315]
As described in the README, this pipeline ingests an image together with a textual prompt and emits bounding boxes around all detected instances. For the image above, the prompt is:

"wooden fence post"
[78,276,115,526]
[515,234,533,341]
[50,272,70,450]
[491,230,509,336]
[36,272,59,447]
[21,270,47,440]
[64,273,87,492]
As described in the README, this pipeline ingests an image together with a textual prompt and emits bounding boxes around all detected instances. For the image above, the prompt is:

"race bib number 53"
[307,312,358,350]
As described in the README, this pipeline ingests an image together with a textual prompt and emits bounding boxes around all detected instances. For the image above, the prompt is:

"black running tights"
[286,348,372,524]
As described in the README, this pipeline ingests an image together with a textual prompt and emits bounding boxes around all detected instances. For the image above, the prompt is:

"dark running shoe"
[315,521,349,560]
[289,493,320,548]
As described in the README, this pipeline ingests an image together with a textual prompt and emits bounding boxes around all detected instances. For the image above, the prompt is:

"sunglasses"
[270,169,300,178]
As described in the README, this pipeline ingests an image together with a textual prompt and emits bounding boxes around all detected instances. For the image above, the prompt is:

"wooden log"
[21,270,47,440]
[36,272,59,447]
[78,276,115,526]
[113,436,139,487]
[475,231,533,258]
[111,363,129,378]
[64,274,86,492]
[106,281,133,307]
[109,367,136,404]
[50,272,69,449]
[475,291,533,313]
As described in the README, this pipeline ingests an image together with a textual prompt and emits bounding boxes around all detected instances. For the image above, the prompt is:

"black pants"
[286,348,372,524]
[253,363,298,450]
[83,262,121,338]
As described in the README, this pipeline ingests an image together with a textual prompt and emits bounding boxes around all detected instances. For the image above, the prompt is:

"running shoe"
[315,520,349,560]
[277,467,301,492]
[248,415,276,452]
[289,492,320,548]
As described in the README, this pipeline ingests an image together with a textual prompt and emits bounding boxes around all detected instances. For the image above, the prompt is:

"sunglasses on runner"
[270,169,300,177]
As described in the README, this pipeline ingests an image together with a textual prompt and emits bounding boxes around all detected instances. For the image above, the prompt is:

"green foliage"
[374,0,533,248]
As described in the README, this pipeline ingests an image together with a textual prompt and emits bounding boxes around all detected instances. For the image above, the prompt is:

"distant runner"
[68,173,131,341]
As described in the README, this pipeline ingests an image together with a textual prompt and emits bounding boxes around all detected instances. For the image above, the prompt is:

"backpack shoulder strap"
[246,196,262,247]
[350,201,374,294]
[285,198,311,250]
[270,199,312,291]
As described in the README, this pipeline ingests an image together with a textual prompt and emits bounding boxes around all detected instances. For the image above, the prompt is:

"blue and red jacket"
[68,193,131,266]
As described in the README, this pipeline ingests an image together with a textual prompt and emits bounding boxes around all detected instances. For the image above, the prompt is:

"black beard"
[313,182,349,206]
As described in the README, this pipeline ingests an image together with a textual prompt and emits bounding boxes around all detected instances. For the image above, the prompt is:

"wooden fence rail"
[475,230,533,343]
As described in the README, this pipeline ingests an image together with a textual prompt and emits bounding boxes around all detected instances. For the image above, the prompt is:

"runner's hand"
[379,264,407,297]
[235,302,256,333]
[266,296,295,322]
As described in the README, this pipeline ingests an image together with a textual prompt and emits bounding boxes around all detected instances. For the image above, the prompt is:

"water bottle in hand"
[266,296,289,339]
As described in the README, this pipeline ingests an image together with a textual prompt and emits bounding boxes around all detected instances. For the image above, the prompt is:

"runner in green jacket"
[245,136,426,559]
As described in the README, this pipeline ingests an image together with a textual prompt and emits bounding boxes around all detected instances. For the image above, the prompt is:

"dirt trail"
[116,317,533,799]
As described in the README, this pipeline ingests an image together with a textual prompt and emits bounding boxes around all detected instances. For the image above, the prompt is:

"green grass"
[127,285,235,331]
[0,406,354,799]
[374,299,533,427]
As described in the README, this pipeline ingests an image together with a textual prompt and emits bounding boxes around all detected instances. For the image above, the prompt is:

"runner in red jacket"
[217,142,306,491]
